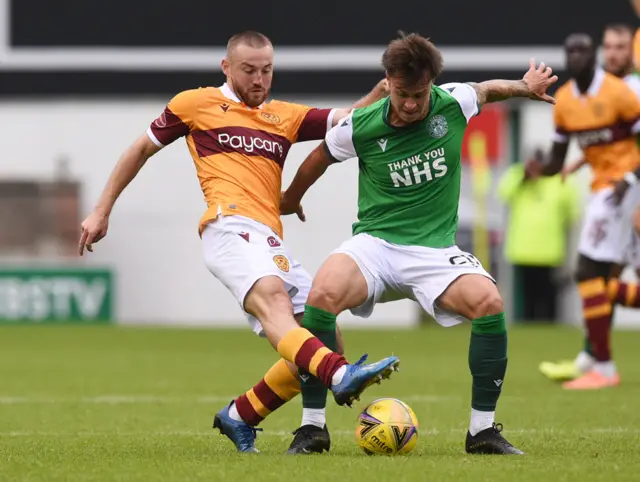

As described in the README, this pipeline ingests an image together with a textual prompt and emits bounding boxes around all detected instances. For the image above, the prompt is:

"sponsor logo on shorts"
[267,236,281,247]
[448,254,481,268]
[273,255,290,272]
[261,112,280,124]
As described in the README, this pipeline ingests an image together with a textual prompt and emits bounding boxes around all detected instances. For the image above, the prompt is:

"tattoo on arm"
[470,79,530,106]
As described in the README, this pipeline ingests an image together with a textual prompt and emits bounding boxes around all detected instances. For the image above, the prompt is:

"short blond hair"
[227,31,272,53]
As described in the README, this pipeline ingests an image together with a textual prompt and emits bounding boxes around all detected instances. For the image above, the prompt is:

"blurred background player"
[630,1,640,69]
[498,147,580,323]
[562,25,640,177]
[531,33,640,390]
[77,30,399,453]
[541,26,640,383]
[281,32,557,455]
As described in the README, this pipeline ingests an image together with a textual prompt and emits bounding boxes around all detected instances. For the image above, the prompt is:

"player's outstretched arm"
[469,59,558,107]
[351,79,389,110]
[282,111,355,219]
[523,142,568,179]
[561,158,587,181]
[280,142,334,218]
[540,142,569,176]
[78,134,161,255]
[331,79,389,126]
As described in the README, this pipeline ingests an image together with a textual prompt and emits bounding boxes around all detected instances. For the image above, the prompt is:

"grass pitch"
[1,323,639,481]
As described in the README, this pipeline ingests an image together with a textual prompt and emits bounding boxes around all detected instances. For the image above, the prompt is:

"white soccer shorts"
[578,185,640,264]
[333,233,494,327]
[201,214,311,336]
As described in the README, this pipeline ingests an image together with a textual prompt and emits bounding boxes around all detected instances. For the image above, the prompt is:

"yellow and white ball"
[355,398,419,455]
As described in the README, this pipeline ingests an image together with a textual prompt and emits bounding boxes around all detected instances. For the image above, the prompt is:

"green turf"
[0,323,639,481]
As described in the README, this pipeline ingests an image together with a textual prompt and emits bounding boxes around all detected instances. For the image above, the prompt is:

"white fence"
[0,98,418,327]
[3,98,637,328]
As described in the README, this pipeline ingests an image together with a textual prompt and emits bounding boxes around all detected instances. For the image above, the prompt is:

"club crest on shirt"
[273,254,290,272]
[427,115,448,138]
[261,112,280,124]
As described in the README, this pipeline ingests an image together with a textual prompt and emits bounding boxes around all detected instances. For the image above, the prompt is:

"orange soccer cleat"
[562,370,620,390]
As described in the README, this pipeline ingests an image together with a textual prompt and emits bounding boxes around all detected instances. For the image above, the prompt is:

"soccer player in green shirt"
[281,32,557,455]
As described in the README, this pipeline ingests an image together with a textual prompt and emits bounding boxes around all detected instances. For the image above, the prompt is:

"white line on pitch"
[0,394,460,405]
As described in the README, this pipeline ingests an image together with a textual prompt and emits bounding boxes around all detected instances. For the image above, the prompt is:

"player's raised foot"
[331,354,400,407]
[212,403,262,453]
[539,360,581,382]
[562,370,620,390]
[286,424,331,454]
[465,423,524,455]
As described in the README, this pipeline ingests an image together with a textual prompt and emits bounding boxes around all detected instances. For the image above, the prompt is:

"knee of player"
[264,291,294,319]
[307,285,342,314]
[245,280,293,321]
[471,290,504,319]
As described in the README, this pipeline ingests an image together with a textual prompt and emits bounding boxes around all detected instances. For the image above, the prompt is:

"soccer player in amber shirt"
[630,1,640,69]
[78,31,399,453]
[529,33,640,390]
[542,25,640,386]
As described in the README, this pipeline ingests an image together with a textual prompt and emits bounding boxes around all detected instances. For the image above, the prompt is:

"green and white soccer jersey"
[325,82,479,248]
[324,83,494,326]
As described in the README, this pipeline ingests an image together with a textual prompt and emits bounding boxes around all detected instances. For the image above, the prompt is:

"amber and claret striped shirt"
[553,68,640,192]
[147,83,336,238]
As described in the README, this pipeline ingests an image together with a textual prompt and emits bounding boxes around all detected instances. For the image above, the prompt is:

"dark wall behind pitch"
[11,0,634,47]
[3,0,637,97]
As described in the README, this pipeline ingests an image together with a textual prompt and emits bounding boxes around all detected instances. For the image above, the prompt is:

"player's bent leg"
[293,284,331,444]
[436,273,503,320]
[214,358,300,453]
[287,313,346,455]
[539,255,611,382]
[218,314,346,454]
[562,255,619,390]
[436,274,522,455]
[297,253,399,409]
[218,329,345,454]
[563,185,634,388]
[245,273,398,407]
[287,254,370,455]
[307,254,370,314]
[608,272,640,308]
[243,275,301,348]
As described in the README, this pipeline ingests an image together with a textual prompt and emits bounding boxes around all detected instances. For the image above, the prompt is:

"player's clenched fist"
[78,211,109,256]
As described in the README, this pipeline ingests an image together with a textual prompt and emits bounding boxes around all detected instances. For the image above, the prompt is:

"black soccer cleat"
[286,424,331,454]
[465,423,524,455]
